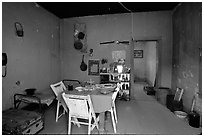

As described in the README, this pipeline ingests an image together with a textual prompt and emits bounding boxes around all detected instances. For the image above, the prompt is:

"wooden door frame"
[130,36,162,95]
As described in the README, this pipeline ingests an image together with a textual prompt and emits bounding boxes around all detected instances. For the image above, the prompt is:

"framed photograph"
[88,59,100,75]
[134,50,143,58]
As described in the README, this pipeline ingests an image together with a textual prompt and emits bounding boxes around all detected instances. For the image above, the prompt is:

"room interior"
[2,2,202,135]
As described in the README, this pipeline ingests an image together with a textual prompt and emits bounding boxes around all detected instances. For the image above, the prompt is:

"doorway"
[133,41,158,87]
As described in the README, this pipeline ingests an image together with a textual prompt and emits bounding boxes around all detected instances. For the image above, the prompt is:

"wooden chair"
[50,81,67,122]
[107,84,120,133]
[174,87,184,102]
[62,93,99,135]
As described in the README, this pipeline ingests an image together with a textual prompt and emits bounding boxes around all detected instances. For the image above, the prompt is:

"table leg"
[98,112,106,134]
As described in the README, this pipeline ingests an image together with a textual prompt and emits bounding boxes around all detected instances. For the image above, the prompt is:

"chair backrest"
[62,93,95,118]
[50,81,67,97]
[62,79,81,89]
[112,84,120,102]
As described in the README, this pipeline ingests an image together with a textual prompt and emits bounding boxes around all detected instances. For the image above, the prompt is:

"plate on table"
[75,87,84,92]
[100,86,115,94]
[102,84,114,87]
[103,85,116,91]
[101,84,116,88]
[100,89,112,95]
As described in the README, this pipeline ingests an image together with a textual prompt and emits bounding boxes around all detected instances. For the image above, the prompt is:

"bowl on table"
[84,85,96,91]
[95,84,102,88]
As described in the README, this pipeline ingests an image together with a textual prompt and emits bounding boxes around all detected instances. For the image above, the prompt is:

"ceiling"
[37,2,179,19]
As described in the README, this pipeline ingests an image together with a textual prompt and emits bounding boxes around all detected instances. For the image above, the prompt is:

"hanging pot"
[74,40,83,50]
[78,32,85,39]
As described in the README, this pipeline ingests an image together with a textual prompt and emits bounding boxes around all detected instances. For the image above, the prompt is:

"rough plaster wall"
[172,3,202,112]
[145,41,157,86]
[60,14,132,83]
[60,11,173,91]
[2,2,60,110]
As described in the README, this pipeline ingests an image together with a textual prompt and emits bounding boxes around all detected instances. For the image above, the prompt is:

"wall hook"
[89,48,93,56]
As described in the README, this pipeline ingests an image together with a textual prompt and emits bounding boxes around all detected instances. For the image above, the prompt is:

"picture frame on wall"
[88,59,100,75]
[134,50,143,58]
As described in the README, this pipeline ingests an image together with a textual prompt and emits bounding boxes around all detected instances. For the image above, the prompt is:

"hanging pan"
[77,32,85,40]
[80,55,87,71]
[74,40,83,50]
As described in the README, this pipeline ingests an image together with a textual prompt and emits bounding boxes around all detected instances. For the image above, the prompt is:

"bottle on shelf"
[126,83,129,90]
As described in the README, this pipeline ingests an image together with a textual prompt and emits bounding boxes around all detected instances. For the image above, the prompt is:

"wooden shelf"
[100,72,130,101]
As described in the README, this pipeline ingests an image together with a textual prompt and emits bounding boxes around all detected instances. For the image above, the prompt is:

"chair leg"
[73,118,81,127]
[88,117,91,135]
[113,104,118,123]
[68,114,71,134]
[56,102,66,122]
[62,107,66,115]
[111,109,117,133]
[95,117,99,130]
[91,115,99,133]
[56,101,60,122]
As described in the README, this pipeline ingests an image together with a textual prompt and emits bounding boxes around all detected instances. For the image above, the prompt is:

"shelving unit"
[100,72,130,101]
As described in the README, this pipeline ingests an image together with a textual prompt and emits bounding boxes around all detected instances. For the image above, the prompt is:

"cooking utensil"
[80,55,87,71]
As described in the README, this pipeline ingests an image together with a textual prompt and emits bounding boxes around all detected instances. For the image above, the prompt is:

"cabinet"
[100,72,130,101]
